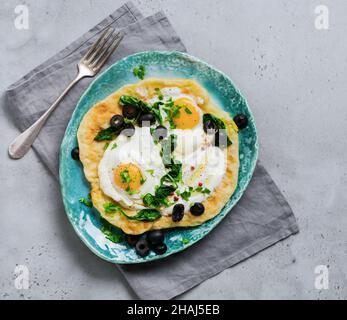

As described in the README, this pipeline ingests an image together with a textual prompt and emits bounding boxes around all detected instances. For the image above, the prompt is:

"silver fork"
[8,27,124,159]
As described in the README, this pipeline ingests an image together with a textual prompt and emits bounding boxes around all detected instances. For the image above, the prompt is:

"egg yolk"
[113,163,143,192]
[172,98,200,129]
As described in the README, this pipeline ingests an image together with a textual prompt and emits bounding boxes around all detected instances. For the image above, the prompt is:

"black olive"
[190,202,205,216]
[233,113,248,129]
[110,114,124,130]
[125,234,140,247]
[214,129,228,148]
[203,119,217,134]
[122,104,139,119]
[135,239,150,257]
[172,204,184,222]
[71,147,79,160]
[147,230,164,245]
[137,112,156,127]
[153,243,167,255]
[121,123,135,137]
[152,125,168,140]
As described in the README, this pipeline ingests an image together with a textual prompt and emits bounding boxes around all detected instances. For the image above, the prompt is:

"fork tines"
[82,28,124,71]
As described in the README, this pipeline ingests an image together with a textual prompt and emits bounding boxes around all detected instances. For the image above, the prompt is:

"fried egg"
[147,87,210,156]
[162,145,227,215]
[98,127,166,209]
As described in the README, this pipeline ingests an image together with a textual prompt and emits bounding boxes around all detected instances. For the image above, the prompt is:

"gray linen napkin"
[5,1,299,300]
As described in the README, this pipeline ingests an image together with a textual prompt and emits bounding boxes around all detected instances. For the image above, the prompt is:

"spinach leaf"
[94,126,118,141]
[142,193,161,208]
[125,209,161,221]
[203,113,232,147]
[100,219,123,243]
[119,95,163,124]
[142,184,176,209]
[103,203,161,222]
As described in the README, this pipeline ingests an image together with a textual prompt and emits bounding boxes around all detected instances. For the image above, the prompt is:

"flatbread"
[77,78,239,234]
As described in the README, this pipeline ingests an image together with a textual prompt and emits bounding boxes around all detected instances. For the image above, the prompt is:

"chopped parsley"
[79,196,93,208]
[140,176,146,185]
[180,187,193,201]
[154,87,163,100]
[126,186,137,195]
[111,143,117,149]
[146,169,155,177]
[182,238,190,245]
[184,106,192,114]
[103,142,109,151]
[120,169,131,184]
[162,98,177,129]
[133,65,145,80]
[103,203,161,221]
[100,219,122,243]
[195,186,211,194]
[172,105,181,118]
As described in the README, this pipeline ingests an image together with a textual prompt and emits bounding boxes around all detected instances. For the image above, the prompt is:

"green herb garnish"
[203,113,232,147]
[133,65,145,80]
[126,186,137,195]
[184,106,192,114]
[100,219,122,243]
[146,169,155,176]
[154,88,164,100]
[111,143,117,149]
[79,197,93,208]
[182,238,190,245]
[103,142,109,151]
[120,169,131,184]
[94,126,118,141]
[119,95,163,125]
[180,187,193,201]
[195,187,211,194]
[140,176,146,185]
[142,184,176,208]
[162,98,177,129]
[103,203,161,222]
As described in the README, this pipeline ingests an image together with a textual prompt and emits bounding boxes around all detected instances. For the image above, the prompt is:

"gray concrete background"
[0,0,346,299]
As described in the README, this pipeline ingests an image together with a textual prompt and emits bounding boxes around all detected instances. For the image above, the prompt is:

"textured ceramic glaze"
[59,51,258,264]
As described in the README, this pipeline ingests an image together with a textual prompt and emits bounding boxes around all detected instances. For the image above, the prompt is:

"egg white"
[147,87,209,157]
[98,127,166,209]
[162,145,227,215]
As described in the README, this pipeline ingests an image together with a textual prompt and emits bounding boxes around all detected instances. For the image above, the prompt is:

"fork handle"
[8,74,84,159]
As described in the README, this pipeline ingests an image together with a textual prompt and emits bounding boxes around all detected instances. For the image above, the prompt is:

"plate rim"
[59,50,259,264]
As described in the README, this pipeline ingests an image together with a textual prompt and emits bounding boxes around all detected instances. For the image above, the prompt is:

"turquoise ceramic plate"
[59,51,258,264]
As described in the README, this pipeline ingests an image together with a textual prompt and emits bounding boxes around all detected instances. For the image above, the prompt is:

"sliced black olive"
[147,230,164,246]
[172,204,184,222]
[214,129,228,148]
[122,104,139,119]
[153,243,167,255]
[110,114,124,130]
[137,112,156,127]
[125,234,140,247]
[203,119,217,134]
[152,125,168,140]
[71,147,80,160]
[190,202,205,216]
[233,113,248,129]
[135,239,150,257]
[121,123,135,137]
